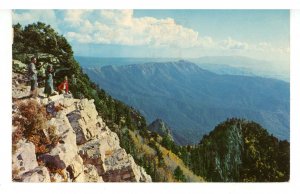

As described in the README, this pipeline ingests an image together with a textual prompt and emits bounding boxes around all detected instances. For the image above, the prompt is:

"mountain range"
[12,22,290,182]
[190,56,289,82]
[76,55,289,82]
[83,60,290,145]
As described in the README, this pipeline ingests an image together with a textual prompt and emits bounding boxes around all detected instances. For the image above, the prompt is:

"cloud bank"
[12,10,289,60]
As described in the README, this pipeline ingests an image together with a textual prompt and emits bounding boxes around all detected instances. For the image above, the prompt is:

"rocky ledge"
[12,84,151,182]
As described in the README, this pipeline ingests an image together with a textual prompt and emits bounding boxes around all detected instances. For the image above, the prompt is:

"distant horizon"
[74,54,281,61]
[13,10,289,65]
[74,54,289,65]
[76,54,290,82]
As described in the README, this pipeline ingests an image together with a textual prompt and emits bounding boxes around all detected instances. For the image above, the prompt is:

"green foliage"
[13,22,73,57]
[161,135,180,155]
[13,22,145,137]
[117,128,163,181]
[184,118,290,182]
[173,166,187,182]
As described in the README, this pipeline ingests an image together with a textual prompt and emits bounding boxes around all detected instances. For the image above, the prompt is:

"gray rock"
[21,166,51,182]
[66,99,103,145]
[103,148,152,182]
[12,85,30,99]
[66,155,84,181]
[48,94,64,102]
[74,164,103,182]
[12,139,38,180]
[12,87,152,182]
[39,114,78,170]
[78,139,105,175]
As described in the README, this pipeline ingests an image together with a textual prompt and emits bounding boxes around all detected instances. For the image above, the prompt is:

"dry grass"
[127,130,201,182]
[12,99,59,155]
[159,145,205,182]
[128,130,156,156]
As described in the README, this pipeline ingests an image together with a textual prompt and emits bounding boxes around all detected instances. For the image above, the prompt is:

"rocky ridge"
[12,76,151,182]
[148,119,174,141]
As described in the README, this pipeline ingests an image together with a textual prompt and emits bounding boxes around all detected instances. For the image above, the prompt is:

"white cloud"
[219,37,249,50]
[11,10,289,60]
[63,10,212,48]
[64,10,93,27]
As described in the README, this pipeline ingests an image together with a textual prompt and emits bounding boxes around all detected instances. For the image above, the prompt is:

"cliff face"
[193,122,243,181]
[190,119,290,182]
[12,79,151,182]
[148,119,174,141]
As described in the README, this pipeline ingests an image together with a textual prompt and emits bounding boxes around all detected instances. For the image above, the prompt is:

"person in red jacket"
[57,76,69,94]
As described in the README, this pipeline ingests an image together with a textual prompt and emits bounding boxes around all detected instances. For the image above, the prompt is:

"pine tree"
[173,166,186,182]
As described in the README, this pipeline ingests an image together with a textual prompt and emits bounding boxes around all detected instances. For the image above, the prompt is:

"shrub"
[12,100,59,155]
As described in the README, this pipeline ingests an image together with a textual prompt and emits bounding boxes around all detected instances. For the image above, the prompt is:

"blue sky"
[13,10,289,62]
[134,10,289,47]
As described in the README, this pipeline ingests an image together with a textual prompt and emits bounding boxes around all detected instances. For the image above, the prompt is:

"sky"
[12,10,289,63]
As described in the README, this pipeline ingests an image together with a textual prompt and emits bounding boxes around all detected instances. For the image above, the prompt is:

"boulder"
[59,98,80,114]
[12,139,38,180]
[66,155,84,181]
[74,164,104,182]
[78,128,121,173]
[78,139,105,175]
[67,99,104,145]
[48,94,64,102]
[67,110,86,145]
[102,148,151,182]
[39,113,78,170]
[12,85,30,99]
[21,166,51,182]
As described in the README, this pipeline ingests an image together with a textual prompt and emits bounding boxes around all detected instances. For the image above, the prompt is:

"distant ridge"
[83,60,289,144]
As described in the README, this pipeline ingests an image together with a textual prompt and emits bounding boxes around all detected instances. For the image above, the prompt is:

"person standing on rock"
[44,64,56,97]
[28,56,38,98]
[57,76,69,94]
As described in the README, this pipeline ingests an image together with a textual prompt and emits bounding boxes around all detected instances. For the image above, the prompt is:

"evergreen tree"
[173,166,186,182]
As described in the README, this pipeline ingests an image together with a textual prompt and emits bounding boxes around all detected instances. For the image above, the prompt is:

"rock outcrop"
[148,118,174,141]
[12,86,152,182]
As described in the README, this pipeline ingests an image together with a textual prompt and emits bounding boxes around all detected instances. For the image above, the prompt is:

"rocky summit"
[12,77,151,182]
[148,119,174,141]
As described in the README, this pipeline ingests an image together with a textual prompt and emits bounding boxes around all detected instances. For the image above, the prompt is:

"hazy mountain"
[75,56,178,68]
[195,63,256,76]
[76,55,289,82]
[83,60,290,144]
[189,56,289,82]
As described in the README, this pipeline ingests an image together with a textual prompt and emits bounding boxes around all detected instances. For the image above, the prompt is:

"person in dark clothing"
[28,57,38,98]
[44,64,56,97]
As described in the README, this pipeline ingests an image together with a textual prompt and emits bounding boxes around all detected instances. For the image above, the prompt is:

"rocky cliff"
[12,75,151,182]
[148,119,174,141]
[189,118,290,182]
